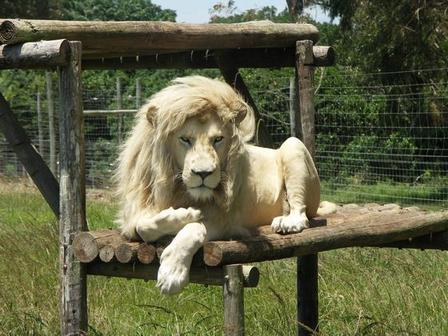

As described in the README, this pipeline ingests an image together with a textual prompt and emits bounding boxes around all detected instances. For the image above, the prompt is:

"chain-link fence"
[1,68,447,207]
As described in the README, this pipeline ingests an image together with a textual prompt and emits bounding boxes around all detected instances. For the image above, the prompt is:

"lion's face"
[169,113,233,202]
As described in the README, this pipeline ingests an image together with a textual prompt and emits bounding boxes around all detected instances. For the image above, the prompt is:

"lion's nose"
[192,169,213,180]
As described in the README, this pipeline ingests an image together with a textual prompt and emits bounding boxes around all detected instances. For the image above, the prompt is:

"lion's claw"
[271,214,309,234]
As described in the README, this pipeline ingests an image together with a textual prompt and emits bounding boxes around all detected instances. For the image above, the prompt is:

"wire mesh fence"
[1,68,447,207]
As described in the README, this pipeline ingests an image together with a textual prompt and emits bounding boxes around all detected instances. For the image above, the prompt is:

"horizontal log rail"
[73,208,448,269]
[82,46,335,69]
[87,262,260,287]
[0,39,69,69]
[0,19,319,57]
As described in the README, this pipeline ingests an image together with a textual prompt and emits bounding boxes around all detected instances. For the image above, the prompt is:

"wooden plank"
[0,91,60,216]
[217,58,273,147]
[223,265,245,336]
[0,19,319,55]
[82,46,335,69]
[0,39,69,69]
[58,41,87,335]
[87,262,260,288]
[202,211,448,266]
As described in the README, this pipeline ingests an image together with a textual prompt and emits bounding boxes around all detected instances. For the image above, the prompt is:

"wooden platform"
[74,204,448,283]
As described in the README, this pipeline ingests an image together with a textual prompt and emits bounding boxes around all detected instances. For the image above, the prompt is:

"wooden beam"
[0,92,60,216]
[0,19,319,55]
[202,211,448,267]
[86,262,260,288]
[82,46,335,69]
[0,39,69,69]
[58,41,87,335]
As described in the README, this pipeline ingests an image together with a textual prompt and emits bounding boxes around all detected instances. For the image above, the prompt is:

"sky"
[151,0,333,24]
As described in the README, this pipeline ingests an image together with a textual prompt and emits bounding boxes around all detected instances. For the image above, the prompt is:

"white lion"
[116,76,328,294]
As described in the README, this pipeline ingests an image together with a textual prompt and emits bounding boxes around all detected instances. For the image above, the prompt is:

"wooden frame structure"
[0,19,446,336]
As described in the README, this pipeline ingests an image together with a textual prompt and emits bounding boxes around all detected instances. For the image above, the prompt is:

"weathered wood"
[312,46,335,67]
[296,40,316,157]
[0,91,60,216]
[82,46,335,69]
[203,211,448,266]
[223,264,245,336]
[295,40,318,336]
[46,71,57,175]
[289,76,301,138]
[0,19,319,56]
[115,242,140,263]
[73,229,128,263]
[217,58,273,147]
[58,41,87,335]
[0,39,69,69]
[87,262,259,288]
[99,245,115,263]
[137,243,156,264]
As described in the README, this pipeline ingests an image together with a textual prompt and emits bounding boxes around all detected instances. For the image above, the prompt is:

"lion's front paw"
[271,213,309,234]
[156,245,190,295]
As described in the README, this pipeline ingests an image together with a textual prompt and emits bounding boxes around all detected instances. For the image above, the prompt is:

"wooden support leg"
[0,91,60,216]
[223,264,245,336]
[295,40,319,336]
[58,41,88,335]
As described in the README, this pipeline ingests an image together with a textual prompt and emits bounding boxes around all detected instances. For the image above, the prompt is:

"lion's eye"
[214,136,224,145]
[179,136,191,145]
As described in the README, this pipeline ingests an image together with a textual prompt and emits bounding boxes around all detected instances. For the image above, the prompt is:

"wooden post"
[289,76,302,138]
[36,91,44,154]
[46,71,57,175]
[295,40,318,336]
[223,264,245,336]
[116,77,123,144]
[136,78,141,109]
[58,41,87,335]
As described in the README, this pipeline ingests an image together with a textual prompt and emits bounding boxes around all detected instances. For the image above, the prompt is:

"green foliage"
[0,0,63,19]
[62,0,176,21]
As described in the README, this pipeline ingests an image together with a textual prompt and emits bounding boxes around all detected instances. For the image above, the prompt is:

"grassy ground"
[0,182,447,335]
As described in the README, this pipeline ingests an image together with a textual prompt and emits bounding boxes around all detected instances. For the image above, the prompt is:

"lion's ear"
[236,104,255,142]
[146,105,157,127]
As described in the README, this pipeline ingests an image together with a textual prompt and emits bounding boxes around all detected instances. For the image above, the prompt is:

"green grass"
[0,188,447,335]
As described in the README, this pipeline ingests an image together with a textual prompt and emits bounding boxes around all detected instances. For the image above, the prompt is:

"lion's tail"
[316,201,338,217]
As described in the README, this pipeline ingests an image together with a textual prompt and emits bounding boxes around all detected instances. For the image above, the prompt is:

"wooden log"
[73,229,128,263]
[58,41,87,335]
[0,91,59,216]
[0,19,319,55]
[87,262,260,288]
[203,211,448,266]
[223,265,245,336]
[115,242,140,263]
[0,39,69,69]
[82,46,335,69]
[137,243,156,264]
[99,245,115,263]
[217,58,273,147]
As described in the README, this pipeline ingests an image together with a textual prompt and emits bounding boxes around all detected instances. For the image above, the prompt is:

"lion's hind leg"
[271,137,320,234]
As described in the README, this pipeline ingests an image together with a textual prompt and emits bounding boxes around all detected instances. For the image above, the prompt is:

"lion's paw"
[156,245,190,295]
[271,213,309,234]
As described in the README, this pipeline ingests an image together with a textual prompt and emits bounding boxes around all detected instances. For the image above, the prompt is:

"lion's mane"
[115,76,255,238]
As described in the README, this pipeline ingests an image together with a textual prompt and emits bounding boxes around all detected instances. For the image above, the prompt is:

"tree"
[0,0,62,19]
[62,0,176,21]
